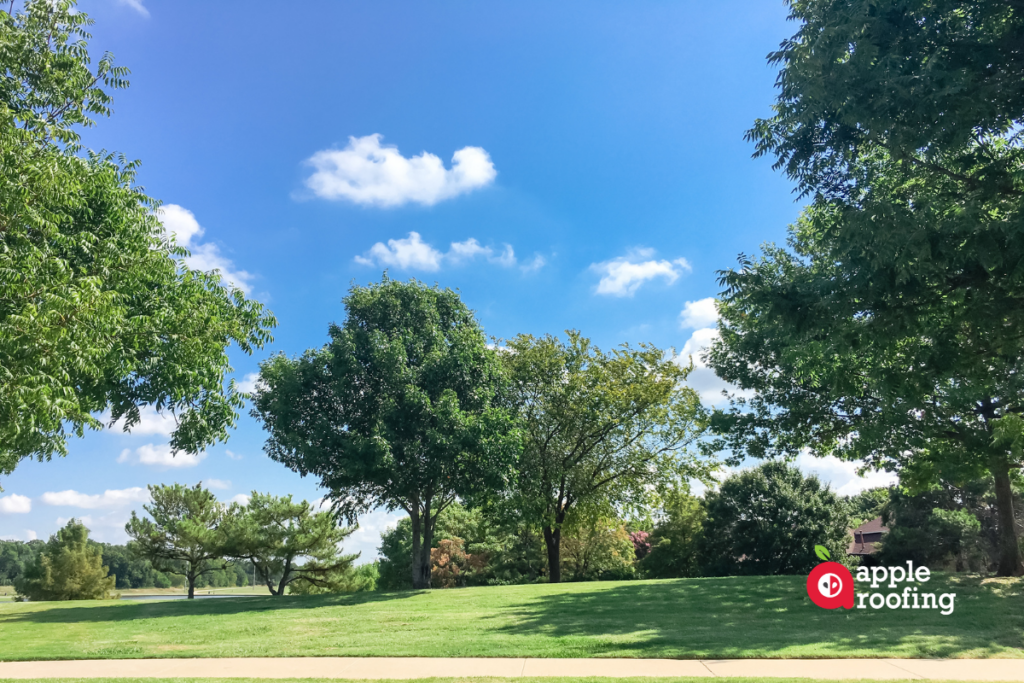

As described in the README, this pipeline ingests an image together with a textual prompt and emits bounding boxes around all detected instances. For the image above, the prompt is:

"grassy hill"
[0,574,1020,661]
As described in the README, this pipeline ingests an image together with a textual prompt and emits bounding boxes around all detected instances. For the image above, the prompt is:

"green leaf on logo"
[814,545,830,561]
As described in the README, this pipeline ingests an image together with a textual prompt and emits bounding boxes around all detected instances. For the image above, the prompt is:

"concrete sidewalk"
[0,657,1022,681]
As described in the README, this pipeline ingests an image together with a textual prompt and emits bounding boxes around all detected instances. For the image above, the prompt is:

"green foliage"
[698,462,851,576]
[875,479,1019,572]
[99,543,170,589]
[0,539,43,585]
[252,277,519,589]
[560,516,636,582]
[15,519,115,600]
[710,0,1024,576]
[125,484,229,598]
[498,331,712,582]
[640,487,705,579]
[846,488,890,527]
[223,492,358,596]
[0,0,276,479]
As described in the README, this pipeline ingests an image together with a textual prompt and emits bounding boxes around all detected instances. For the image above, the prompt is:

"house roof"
[851,516,888,535]
[846,516,888,556]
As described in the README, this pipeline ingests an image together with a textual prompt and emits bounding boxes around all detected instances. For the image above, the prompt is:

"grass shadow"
[486,574,1024,658]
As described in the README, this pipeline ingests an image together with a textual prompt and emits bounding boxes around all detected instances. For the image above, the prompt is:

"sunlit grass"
[0,574,1020,661]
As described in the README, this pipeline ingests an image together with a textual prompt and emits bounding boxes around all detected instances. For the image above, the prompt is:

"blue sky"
[0,0,895,559]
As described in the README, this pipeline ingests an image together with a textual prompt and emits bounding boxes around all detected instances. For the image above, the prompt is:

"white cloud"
[105,405,177,437]
[235,372,260,395]
[157,205,255,293]
[355,232,534,272]
[591,248,692,297]
[117,0,150,17]
[676,326,752,407]
[40,488,149,509]
[355,232,444,271]
[304,134,496,207]
[57,512,133,544]
[680,297,719,329]
[0,494,31,514]
[118,444,207,469]
[204,479,231,490]
[520,254,546,274]
[348,508,407,562]
[229,494,251,506]
[225,450,244,461]
[795,452,898,496]
[24,529,37,541]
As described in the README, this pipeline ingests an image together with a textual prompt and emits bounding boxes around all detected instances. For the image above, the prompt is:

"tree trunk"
[543,525,561,583]
[187,575,196,599]
[992,457,1024,576]
[276,558,292,596]
[410,507,429,589]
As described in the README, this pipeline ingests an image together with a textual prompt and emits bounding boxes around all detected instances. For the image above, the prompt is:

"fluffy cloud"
[229,493,251,506]
[57,511,133,544]
[304,134,496,207]
[235,372,260,395]
[157,205,255,293]
[795,452,898,496]
[0,494,31,514]
[347,508,407,562]
[118,443,207,469]
[105,405,177,437]
[591,249,691,297]
[355,232,539,273]
[225,450,244,461]
[680,297,718,329]
[204,479,231,490]
[40,488,149,509]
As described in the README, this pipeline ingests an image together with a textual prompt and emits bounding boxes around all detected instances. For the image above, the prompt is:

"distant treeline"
[0,539,252,589]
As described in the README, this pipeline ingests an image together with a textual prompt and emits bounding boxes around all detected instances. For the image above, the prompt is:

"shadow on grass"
[487,574,1024,659]
[0,588,423,625]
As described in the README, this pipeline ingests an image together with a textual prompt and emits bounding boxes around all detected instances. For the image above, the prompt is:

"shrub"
[16,520,116,601]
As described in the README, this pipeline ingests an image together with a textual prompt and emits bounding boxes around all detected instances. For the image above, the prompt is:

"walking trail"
[0,657,1021,681]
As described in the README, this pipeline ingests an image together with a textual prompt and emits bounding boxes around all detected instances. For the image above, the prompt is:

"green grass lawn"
[0,679,1010,683]
[0,574,1020,661]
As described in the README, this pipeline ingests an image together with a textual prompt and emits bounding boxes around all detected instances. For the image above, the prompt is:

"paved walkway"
[0,658,1021,681]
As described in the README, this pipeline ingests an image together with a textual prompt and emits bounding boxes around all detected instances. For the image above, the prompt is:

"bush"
[640,488,705,579]
[16,520,116,601]
[560,517,636,581]
[698,462,851,576]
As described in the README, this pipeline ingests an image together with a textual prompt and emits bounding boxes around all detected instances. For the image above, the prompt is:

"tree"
[709,0,1024,576]
[15,519,115,600]
[223,492,358,596]
[499,332,711,582]
[640,486,705,579]
[846,488,890,527]
[559,516,636,582]
[125,484,228,598]
[252,277,519,589]
[698,462,851,576]
[0,0,276,480]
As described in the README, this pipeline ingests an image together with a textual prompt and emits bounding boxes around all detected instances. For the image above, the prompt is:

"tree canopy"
[252,277,519,589]
[698,462,851,576]
[223,492,358,596]
[15,519,115,600]
[0,0,275,479]
[125,483,228,598]
[497,332,712,582]
[708,0,1024,575]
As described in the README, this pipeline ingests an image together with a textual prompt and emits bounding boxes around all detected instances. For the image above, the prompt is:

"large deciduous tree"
[697,462,851,576]
[223,492,358,596]
[251,277,519,589]
[708,0,1024,575]
[125,484,228,598]
[0,1,275,480]
[499,332,711,583]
